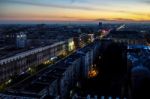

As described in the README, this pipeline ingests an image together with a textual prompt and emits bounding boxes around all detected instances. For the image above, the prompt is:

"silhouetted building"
[145,33,150,46]
[95,42,128,97]
[16,32,27,48]
[99,22,103,29]
[131,66,150,99]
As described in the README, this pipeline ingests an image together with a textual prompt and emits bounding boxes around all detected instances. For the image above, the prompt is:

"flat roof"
[23,83,47,93]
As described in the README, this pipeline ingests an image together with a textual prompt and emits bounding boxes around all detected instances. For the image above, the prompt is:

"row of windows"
[0,44,66,83]
[0,43,66,65]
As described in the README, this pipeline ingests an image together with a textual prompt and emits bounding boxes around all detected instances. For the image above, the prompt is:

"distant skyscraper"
[16,32,27,48]
[99,22,103,29]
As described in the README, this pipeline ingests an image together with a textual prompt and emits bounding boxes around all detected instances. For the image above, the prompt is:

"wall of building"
[0,40,101,99]
[0,41,67,83]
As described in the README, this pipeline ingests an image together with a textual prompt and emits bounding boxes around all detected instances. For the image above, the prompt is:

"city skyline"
[0,0,150,23]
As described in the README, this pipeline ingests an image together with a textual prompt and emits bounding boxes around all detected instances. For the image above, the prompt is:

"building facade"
[0,40,101,99]
[0,41,67,84]
[16,32,27,48]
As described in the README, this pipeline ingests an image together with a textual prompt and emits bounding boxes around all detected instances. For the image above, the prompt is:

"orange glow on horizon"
[1,10,150,22]
[0,4,150,22]
[1,17,149,23]
[0,1,150,23]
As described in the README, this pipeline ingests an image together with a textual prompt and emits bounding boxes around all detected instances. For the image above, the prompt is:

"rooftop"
[110,30,144,39]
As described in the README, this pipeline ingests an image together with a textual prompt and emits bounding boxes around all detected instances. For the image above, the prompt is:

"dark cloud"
[143,0,150,4]
[117,10,150,17]
[1,0,97,11]
[95,18,150,22]
[70,0,87,3]
[0,0,122,12]
[95,18,135,22]
[70,0,77,3]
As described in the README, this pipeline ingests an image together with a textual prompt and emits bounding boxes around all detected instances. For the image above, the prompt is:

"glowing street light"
[88,68,98,78]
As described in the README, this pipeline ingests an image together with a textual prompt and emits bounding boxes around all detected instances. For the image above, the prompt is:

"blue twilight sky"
[0,0,150,23]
